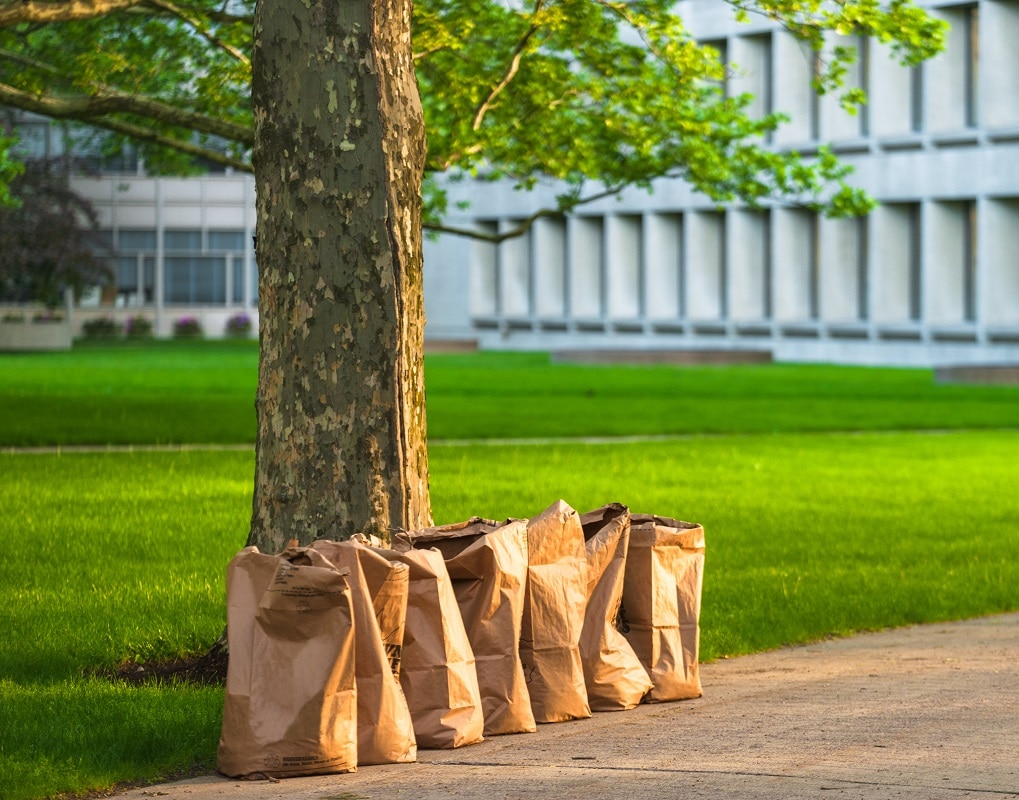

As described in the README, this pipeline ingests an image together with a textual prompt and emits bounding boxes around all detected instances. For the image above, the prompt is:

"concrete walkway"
[118,613,1019,800]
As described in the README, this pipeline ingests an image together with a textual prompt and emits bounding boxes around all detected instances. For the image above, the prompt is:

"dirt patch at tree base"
[106,641,228,687]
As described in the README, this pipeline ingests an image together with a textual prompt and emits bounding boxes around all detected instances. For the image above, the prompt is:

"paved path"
[114,612,1019,800]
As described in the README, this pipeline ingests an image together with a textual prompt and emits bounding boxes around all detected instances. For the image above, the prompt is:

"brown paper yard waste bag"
[356,541,410,681]
[217,546,357,778]
[395,519,536,736]
[619,514,706,702]
[310,539,416,765]
[578,504,654,710]
[359,543,486,749]
[521,500,591,722]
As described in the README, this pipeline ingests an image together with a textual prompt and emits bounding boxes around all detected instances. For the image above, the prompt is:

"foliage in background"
[0,146,111,306]
[0,0,945,226]
[81,316,123,339]
[0,129,23,206]
[125,314,154,338]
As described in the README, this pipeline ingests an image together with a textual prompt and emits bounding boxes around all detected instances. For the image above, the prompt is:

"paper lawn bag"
[395,519,536,736]
[358,541,410,681]
[310,539,416,765]
[361,543,486,749]
[522,501,591,722]
[579,504,654,710]
[620,514,706,702]
[218,546,357,778]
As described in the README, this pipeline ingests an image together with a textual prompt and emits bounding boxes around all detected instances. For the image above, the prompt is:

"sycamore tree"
[0,0,944,550]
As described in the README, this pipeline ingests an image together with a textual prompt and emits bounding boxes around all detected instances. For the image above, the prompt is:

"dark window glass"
[164,230,203,251]
[165,257,226,303]
[118,230,157,251]
[209,230,245,251]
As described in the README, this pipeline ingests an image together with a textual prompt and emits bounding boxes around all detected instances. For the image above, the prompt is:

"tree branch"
[144,0,250,66]
[424,182,628,242]
[470,0,544,132]
[81,114,251,172]
[0,46,59,74]
[0,0,144,26]
[0,81,253,147]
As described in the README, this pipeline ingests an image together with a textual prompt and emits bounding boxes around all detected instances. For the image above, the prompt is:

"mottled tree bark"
[248,0,431,550]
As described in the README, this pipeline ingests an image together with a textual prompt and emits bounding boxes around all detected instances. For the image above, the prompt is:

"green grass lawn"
[1,342,1018,799]
[0,340,259,446]
[3,343,1019,446]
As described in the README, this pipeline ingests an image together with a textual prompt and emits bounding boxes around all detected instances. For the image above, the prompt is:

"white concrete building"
[29,0,1019,363]
[427,0,1019,366]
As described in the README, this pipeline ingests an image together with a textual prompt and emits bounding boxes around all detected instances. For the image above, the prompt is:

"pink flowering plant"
[125,315,153,338]
[173,315,203,338]
[224,312,252,337]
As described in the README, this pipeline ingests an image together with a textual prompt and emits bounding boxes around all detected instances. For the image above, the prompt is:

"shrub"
[224,312,253,337]
[173,316,203,338]
[125,315,154,338]
[2,312,25,323]
[32,310,64,323]
[81,317,123,339]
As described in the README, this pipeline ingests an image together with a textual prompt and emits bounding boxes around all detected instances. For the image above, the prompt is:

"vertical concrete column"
[924,201,970,325]
[773,208,816,322]
[423,231,473,337]
[729,33,772,126]
[644,213,682,322]
[569,216,605,321]
[467,222,498,318]
[868,41,917,137]
[533,217,567,320]
[982,0,1019,130]
[772,30,817,146]
[605,214,642,320]
[871,203,919,323]
[982,199,1019,326]
[154,179,165,334]
[924,5,977,132]
[243,174,256,311]
[818,33,866,142]
[499,218,531,318]
[818,216,863,323]
[727,209,769,321]
[685,211,725,321]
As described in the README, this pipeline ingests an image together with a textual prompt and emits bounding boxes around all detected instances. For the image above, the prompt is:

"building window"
[164,230,203,251]
[209,230,246,252]
[165,256,226,304]
[118,229,157,251]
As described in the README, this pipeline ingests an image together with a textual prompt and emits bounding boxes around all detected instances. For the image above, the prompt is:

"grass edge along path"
[2,430,1019,800]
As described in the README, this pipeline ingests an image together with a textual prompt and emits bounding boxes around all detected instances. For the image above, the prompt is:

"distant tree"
[0,146,110,306]
[0,130,21,206]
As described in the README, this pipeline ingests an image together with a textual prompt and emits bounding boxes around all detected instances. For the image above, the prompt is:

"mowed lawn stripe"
[4,345,1019,446]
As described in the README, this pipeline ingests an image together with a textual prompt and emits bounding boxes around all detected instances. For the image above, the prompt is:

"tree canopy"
[0,0,945,228]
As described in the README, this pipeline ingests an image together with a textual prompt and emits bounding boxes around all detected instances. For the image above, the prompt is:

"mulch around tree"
[107,641,228,687]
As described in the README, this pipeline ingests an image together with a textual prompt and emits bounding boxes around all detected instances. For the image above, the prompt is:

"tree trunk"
[248,0,431,552]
